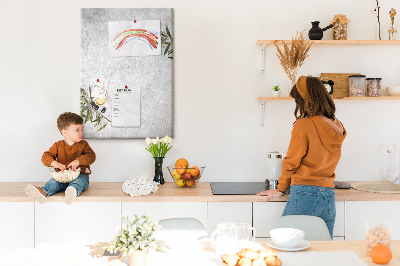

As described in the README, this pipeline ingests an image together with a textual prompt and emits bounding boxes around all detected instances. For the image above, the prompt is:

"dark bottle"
[308,21,333,40]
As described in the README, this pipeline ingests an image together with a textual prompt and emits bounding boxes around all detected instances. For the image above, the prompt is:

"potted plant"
[107,215,164,266]
[272,85,281,97]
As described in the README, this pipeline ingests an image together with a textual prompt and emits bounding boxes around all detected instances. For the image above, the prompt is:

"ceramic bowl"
[386,86,400,96]
[167,165,205,188]
[50,167,80,183]
[270,228,305,248]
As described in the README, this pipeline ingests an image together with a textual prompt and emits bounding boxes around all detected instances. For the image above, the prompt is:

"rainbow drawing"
[112,29,159,51]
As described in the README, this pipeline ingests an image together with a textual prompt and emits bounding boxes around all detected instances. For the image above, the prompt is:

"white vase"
[272,90,281,97]
[127,248,149,266]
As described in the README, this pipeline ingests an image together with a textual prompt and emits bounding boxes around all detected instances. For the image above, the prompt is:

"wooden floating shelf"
[258,96,400,101]
[257,40,400,46]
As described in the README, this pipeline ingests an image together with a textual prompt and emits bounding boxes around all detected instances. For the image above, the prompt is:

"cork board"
[80,8,174,139]
[319,73,361,98]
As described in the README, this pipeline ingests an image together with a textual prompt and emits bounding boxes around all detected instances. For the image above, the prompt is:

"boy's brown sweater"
[42,140,96,175]
[277,116,346,192]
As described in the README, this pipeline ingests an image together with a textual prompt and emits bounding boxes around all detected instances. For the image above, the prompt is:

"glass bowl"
[167,165,206,188]
[50,167,80,183]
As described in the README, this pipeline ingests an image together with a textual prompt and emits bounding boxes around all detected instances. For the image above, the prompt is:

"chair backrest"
[274,215,332,241]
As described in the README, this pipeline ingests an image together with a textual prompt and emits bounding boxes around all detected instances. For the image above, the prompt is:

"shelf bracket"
[260,100,265,127]
[261,44,266,74]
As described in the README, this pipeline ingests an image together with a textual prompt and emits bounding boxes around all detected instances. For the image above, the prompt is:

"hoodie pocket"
[294,191,321,216]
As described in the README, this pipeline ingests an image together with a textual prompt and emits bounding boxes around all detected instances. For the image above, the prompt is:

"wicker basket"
[50,167,80,183]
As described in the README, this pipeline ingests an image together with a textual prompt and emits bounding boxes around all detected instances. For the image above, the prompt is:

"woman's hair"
[290,76,336,120]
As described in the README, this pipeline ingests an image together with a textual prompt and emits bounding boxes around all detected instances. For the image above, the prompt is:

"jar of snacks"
[349,75,366,97]
[366,78,382,97]
[331,14,350,40]
[365,219,392,255]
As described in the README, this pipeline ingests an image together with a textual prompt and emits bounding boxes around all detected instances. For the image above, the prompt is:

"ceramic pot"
[128,248,149,266]
[153,157,165,184]
[272,90,280,97]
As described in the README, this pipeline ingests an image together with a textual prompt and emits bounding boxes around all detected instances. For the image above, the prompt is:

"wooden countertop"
[2,182,400,202]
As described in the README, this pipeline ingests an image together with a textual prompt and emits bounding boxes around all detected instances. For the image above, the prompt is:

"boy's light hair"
[57,112,83,132]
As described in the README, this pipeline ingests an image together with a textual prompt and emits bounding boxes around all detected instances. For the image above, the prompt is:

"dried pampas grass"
[273,31,313,86]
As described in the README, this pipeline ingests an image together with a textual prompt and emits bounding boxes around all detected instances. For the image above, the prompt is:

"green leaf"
[164,43,170,56]
[98,124,107,131]
[166,26,171,39]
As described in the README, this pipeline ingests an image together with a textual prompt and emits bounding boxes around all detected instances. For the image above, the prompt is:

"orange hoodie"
[277,116,346,192]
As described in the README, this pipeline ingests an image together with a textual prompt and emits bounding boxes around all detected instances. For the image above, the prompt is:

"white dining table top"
[1,240,399,266]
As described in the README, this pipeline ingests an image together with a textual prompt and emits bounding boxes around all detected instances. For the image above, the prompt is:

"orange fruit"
[175,158,189,168]
[370,244,392,264]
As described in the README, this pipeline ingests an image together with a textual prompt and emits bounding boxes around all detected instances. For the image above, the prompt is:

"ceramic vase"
[128,249,149,266]
[153,157,165,185]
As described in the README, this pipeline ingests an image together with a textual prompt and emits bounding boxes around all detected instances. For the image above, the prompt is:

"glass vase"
[153,157,165,185]
[375,22,383,40]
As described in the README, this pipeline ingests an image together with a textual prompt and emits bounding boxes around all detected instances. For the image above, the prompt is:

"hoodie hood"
[310,116,346,152]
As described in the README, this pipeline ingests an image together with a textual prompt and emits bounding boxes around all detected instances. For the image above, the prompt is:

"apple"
[176,167,186,175]
[190,166,200,178]
[172,170,181,180]
[186,179,196,187]
[182,171,192,181]
[176,179,186,187]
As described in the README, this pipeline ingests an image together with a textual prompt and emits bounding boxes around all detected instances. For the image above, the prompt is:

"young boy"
[25,112,96,204]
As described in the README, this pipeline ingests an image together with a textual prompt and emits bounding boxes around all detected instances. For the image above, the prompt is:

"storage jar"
[349,75,366,97]
[366,78,382,97]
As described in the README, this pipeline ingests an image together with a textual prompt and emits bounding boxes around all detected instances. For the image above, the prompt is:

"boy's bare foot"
[65,186,77,205]
[25,185,47,204]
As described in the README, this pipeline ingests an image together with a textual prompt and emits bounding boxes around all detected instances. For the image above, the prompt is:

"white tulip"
[145,137,152,145]
[167,136,172,143]
[155,137,160,143]
[151,138,158,144]
[160,138,165,143]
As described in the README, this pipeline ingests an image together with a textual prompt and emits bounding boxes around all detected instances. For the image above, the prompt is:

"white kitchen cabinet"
[0,203,34,257]
[345,201,400,240]
[35,202,121,247]
[122,202,207,230]
[253,202,345,238]
[207,202,252,235]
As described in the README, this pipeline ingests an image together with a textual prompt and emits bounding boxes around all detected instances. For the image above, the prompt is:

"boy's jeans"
[282,185,336,239]
[42,174,89,197]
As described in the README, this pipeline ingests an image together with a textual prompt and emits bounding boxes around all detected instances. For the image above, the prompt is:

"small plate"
[267,239,311,251]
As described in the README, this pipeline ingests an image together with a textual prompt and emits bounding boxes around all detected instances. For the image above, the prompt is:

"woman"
[257,76,346,238]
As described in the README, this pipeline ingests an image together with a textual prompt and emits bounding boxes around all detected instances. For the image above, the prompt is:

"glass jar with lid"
[349,75,366,97]
[366,78,382,97]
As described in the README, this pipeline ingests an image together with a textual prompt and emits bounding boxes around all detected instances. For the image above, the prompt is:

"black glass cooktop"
[210,182,266,195]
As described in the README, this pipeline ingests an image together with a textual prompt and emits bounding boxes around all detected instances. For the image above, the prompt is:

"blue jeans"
[42,174,89,197]
[282,185,336,238]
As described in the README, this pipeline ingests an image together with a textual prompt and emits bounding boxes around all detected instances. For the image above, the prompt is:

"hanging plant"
[161,26,173,59]
[80,87,111,131]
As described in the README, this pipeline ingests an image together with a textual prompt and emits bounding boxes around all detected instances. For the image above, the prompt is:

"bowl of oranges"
[167,158,206,188]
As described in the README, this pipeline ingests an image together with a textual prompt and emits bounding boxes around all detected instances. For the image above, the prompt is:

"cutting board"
[319,73,361,98]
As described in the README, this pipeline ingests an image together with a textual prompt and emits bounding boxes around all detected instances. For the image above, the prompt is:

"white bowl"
[386,86,400,96]
[270,228,305,249]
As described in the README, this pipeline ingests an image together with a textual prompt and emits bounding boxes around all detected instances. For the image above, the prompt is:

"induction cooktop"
[210,182,266,195]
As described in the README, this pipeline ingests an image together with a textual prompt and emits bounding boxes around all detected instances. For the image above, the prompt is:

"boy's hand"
[67,160,80,171]
[51,161,66,171]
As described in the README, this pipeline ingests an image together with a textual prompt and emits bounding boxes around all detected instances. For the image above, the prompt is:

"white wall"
[0,0,399,183]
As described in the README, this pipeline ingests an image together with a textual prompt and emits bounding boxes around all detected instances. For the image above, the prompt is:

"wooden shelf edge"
[256,40,400,46]
[258,96,400,101]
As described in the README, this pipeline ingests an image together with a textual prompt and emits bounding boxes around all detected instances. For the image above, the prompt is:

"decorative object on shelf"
[367,78,382,97]
[318,73,361,98]
[122,175,159,197]
[107,215,164,266]
[389,8,397,40]
[349,75,367,97]
[272,85,281,97]
[386,86,400,96]
[372,0,382,40]
[308,21,333,40]
[320,77,334,95]
[273,31,313,95]
[145,136,173,185]
[331,14,350,40]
